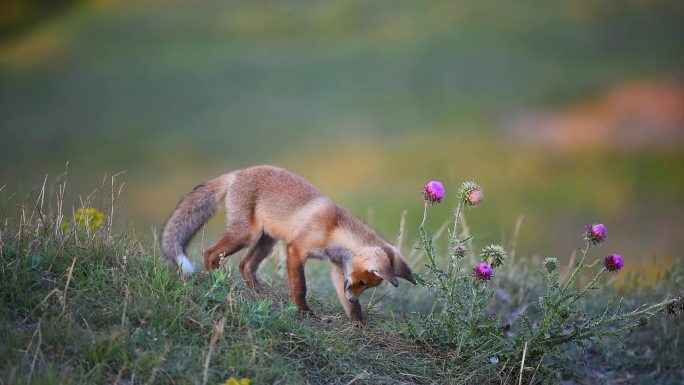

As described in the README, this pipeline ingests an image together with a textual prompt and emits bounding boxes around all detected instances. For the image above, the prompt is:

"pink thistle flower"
[422,180,445,205]
[604,254,624,272]
[473,263,493,281]
[585,223,607,246]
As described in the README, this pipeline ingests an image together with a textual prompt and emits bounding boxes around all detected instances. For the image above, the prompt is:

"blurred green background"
[1,0,683,275]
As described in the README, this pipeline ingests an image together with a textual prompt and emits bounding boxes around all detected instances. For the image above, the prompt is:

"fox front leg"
[330,263,364,323]
[286,244,313,314]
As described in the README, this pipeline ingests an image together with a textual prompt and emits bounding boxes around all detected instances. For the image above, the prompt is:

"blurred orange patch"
[504,80,684,151]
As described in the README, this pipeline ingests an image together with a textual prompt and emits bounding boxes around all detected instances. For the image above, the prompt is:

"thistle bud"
[666,301,679,317]
[603,253,624,272]
[480,244,506,268]
[459,181,483,208]
[585,223,607,246]
[422,180,445,205]
[666,296,684,317]
[453,243,467,258]
[543,257,559,273]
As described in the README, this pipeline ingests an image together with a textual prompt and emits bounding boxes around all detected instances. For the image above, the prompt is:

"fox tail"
[160,175,229,274]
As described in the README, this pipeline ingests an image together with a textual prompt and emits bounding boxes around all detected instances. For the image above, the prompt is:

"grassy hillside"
[2,2,683,382]
[1,183,682,384]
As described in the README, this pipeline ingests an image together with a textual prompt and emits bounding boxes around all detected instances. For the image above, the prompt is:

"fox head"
[343,245,417,302]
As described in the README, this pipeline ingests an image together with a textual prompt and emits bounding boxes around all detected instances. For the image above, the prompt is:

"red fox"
[161,165,416,322]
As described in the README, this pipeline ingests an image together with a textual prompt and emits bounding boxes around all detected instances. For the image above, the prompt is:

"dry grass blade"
[55,164,68,239]
[145,343,170,385]
[433,218,451,241]
[28,175,48,227]
[27,319,42,384]
[562,250,577,282]
[109,171,126,235]
[61,255,78,315]
[394,210,407,251]
[121,285,130,328]
[113,364,127,385]
[518,341,528,385]
[202,317,226,385]
[509,215,524,264]
[529,353,545,384]
[345,370,370,385]
[459,212,475,262]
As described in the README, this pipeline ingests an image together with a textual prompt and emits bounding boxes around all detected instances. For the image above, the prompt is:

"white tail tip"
[176,254,195,275]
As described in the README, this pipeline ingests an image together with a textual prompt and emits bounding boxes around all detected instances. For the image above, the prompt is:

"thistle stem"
[420,202,429,229]
[559,242,591,301]
[592,298,675,328]
[421,231,433,267]
[566,267,606,307]
[452,201,464,236]
[535,243,591,340]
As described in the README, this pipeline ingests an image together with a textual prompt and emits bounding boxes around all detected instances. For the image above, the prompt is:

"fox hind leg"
[239,231,276,292]
[203,229,249,270]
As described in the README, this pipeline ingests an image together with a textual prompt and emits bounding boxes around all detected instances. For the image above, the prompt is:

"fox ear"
[372,269,398,287]
[385,245,417,285]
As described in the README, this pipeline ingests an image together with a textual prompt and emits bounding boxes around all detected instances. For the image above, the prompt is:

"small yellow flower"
[74,207,105,230]
[60,221,72,234]
[223,377,251,385]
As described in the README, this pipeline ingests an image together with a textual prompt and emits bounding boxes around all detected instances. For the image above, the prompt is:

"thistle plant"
[414,179,503,368]
[411,180,681,382]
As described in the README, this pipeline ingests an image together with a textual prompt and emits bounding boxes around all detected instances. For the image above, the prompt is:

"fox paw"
[351,318,366,328]
[296,308,320,321]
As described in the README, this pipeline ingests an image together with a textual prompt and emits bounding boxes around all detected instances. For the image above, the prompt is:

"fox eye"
[359,280,366,286]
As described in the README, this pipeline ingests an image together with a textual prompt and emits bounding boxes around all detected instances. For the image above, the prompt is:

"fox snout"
[344,280,359,302]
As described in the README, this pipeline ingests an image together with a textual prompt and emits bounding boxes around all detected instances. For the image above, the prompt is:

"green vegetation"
[1,180,681,384]
[1,1,683,382]
[414,184,681,383]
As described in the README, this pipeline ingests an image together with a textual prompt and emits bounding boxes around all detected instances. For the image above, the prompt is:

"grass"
[0,226,450,384]
[0,180,682,384]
